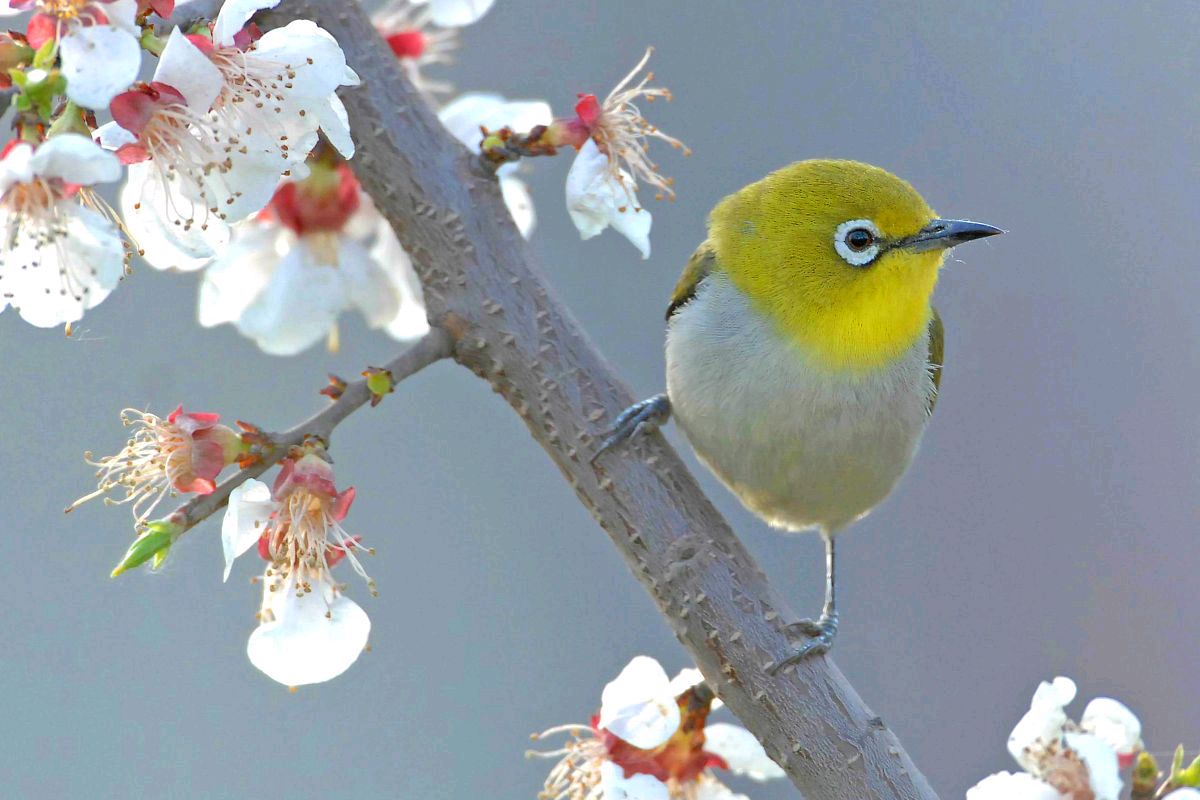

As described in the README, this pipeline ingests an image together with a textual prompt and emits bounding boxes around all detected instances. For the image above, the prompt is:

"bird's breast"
[665,273,936,533]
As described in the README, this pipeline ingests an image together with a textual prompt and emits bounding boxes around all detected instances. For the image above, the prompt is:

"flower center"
[386,29,426,59]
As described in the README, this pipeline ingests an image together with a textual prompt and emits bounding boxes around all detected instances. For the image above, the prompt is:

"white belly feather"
[665,273,935,534]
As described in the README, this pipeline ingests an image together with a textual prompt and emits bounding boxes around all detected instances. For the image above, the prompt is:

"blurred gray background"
[2,1,1197,797]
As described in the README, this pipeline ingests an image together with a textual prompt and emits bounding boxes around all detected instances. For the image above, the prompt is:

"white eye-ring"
[834,219,883,267]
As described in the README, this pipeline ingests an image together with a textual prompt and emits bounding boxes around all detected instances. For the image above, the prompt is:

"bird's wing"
[926,307,944,416]
[666,242,716,320]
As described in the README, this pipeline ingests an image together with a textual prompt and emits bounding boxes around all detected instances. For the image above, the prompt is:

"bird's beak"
[901,218,1004,253]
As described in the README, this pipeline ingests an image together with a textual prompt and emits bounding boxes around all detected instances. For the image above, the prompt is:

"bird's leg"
[591,393,671,462]
[770,532,839,674]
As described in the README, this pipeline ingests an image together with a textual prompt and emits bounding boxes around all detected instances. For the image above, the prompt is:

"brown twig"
[264,4,941,799]
[165,326,452,534]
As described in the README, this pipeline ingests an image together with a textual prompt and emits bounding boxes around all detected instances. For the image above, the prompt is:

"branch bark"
[270,4,941,799]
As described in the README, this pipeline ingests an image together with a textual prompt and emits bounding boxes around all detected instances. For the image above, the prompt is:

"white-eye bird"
[594,159,1002,669]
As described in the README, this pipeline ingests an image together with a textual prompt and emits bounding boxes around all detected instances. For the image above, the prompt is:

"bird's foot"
[591,394,671,462]
[769,613,839,674]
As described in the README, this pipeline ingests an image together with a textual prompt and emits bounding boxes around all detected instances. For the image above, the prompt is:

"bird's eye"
[845,228,874,251]
[834,219,883,267]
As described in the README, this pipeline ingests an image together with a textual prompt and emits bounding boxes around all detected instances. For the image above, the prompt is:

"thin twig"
[166,327,453,534]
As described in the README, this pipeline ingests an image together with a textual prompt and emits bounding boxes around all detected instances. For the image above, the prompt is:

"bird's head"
[710,159,1001,372]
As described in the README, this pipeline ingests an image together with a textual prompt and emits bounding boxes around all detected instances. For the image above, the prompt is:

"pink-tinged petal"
[60,25,141,109]
[231,22,262,50]
[332,486,355,521]
[271,458,294,496]
[25,14,56,50]
[574,93,602,128]
[139,0,175,17]
[175,438,225,493]
[115,144,150,164]
[184,32,215,55]
[110,90,161,135]
[154,28,222,111]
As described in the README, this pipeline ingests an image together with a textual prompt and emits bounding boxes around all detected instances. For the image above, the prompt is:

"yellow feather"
[708,160,944,372]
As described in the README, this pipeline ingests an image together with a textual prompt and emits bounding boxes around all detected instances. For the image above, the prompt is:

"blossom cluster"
[530,655,785,800]
[1,0,685,351]
[966,676,1160,800]
[72,402,374,687]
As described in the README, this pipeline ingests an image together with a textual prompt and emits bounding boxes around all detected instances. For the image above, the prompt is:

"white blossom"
[0,135,125,327]
[566,139,652,258]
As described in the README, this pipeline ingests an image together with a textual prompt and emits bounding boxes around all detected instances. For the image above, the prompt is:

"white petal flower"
[58,21,141,109]
[438,93,550,237]
[221,479,277,582]
[1080,697,1142,759]
[566,140,652,259]
[410,0,494,26]
[1063,732,1122,800]
[1164,791,1200,800]
[966,772,1065,800]
[121,161,231,272]
[0,138,126,326]
[702,723,785,782]
[247,572,370,687]
[598,656,680,750]
[598,761,670,800]
[1008,676,1076,771]
[235,243,347,356]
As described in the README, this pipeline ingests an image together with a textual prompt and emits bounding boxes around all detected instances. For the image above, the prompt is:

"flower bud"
[111,520,180,577]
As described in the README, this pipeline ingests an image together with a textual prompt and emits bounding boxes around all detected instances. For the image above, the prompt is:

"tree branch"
[269,4,941,799]
[166,326,453,534]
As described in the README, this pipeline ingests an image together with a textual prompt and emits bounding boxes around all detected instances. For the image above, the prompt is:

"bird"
[593,159,1002,670]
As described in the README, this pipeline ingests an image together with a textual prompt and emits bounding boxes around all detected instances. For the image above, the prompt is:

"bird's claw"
[769,614,839,674]
[591,394,671,463]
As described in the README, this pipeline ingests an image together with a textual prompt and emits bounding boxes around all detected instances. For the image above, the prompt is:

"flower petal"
[565,140,651,259]
[1164,791,1200,800]
[120,161,230,271]
[599,656,679,750]
[235,242,346,355]
[598,761,670,800]
[702,723,785,781]
[1008,676,1076,772]
[1064,732,1122,800]
[339,237,400,328]
[0,141,34,196]
[221,479,276,582]
[60,25,141,109]
[367,209,429,342]
[966,772,1065,800]
[438,93,552,152]
[212,0,281,47]
[154,27,223,112]
[315,94,355,159]
[29,133,122,185]
[1080,697,1142,759]
[247,575,370,686]
[500,175,535,238]
[4,203,125,326]
[197,222,282,325]
[94,121,138,150]
[424,0,494,26]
